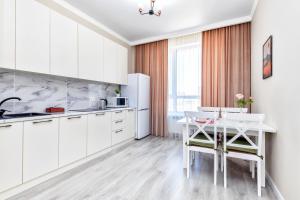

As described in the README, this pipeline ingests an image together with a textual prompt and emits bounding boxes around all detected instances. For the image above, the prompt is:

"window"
[168,44,201,115]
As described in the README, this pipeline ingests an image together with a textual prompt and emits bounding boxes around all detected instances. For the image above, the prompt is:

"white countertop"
[0,107,136,124]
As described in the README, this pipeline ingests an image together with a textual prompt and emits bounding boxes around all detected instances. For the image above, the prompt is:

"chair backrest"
[222,113,265,156]
[185,111,219,148]
[221,107,248,113]
[197,107,220,113]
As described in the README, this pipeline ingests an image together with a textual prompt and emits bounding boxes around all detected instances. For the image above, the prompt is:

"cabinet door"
[78,25,103,81]
[59,115,87,167]
[126,109,136,139]
[111,128,127,145]
[111,110,127,145]
[16,0,50,74]
[119,46,128,85]
[0,0,15,69]
[23,118,59,182]
[103,38,117,83]
[50,11,78,78]
[0,122,23,192]
[87,112,111,155]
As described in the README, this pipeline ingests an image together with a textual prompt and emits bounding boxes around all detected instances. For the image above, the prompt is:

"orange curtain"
[202,22,251,108]
[135,40,168,137]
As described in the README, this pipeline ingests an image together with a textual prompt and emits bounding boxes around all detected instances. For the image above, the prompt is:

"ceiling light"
[139,0,161,17]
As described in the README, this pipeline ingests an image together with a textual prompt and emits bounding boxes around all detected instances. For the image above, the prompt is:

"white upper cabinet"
[0,122,23,193]
[1,0,129,85]
[118,45,128,85]
[78,25,103,81]
[103,37,117,84]
[0,0,15,69]
[103,41,128,85]
[16,0,50,74]
[50,11,78,78]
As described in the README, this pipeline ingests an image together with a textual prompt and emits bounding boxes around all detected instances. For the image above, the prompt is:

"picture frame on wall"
[263,36,273,79]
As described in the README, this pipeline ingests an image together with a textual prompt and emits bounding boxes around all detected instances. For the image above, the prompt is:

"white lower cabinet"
[59,115,88,167]
[0,109,134,194]
[0,122,23,193]
[111,110,127,145]
[87,112,112,156]
[23,118,59,182]
[111,128,126,145]
[126,109,136,139]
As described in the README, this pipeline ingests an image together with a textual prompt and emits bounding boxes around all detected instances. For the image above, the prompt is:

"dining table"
[177,117,276,187]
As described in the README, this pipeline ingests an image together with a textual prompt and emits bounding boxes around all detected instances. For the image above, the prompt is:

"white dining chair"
[221,107,248,113]
[197,107,220,113]
[185,111,219,185]
[220,107,249,171]
[198,107,249,173]
[222,113,265,196]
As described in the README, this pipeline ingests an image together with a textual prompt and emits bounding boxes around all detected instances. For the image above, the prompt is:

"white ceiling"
[62,0,256,45]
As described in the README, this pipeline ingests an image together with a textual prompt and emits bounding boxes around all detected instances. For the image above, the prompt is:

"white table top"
[177,118,276,133]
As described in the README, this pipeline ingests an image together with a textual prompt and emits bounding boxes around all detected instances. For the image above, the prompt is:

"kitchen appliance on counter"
[121,73,150,139]
[107,97,128,108]
[99,99,108,110]
[46,107,65,113]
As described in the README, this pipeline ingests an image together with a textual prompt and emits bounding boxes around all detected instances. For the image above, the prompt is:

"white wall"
[251,0,300,199]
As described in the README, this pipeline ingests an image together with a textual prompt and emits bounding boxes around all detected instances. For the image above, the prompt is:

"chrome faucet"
[0,97,22,117]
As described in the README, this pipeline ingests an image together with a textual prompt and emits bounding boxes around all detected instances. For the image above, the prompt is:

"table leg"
[182,126,187,168]
[261,133,266,187]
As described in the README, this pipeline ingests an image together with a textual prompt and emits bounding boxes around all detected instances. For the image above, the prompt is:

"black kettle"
[99,99,107,110]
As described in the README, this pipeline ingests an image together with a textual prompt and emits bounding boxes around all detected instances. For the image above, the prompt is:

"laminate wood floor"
[9,136,277,200]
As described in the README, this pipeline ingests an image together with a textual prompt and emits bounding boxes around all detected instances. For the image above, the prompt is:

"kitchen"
[1,0,299,199]
[0,0,150,199]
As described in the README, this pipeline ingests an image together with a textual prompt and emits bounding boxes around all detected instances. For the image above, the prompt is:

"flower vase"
[239,107,244,113]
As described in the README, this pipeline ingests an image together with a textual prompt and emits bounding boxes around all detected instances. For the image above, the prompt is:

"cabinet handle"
[115,129,123,134]
[96,113,105,116]
[115,111,123,114]
[0,124,12,128]
[67,116,82,120]
[115,120,123,124]
[33,120,53,124]
[128,109,135,112]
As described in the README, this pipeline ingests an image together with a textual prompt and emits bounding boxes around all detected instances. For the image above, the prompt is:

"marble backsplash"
[0,69,118,113]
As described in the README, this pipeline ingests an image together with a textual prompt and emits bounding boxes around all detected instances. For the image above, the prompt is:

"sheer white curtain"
[168,33,202,134]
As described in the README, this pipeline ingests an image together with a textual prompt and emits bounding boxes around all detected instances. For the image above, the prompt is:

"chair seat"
[187,134,214,149]
[227,137,257,155]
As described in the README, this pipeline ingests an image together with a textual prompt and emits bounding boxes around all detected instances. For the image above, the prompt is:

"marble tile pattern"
[0,69,119,113]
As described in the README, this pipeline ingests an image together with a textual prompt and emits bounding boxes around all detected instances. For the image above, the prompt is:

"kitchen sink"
[1,112,51,119]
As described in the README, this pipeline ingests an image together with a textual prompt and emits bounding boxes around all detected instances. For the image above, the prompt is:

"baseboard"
[266,172,285,200]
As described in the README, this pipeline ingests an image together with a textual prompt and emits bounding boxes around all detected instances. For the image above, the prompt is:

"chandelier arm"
[139,0,161,17]
[140,12,150,15]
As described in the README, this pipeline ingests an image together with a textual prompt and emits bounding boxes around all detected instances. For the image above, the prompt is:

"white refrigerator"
[121,73,150,139]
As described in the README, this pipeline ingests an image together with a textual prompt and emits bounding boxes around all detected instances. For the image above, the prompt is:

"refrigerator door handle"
[139,108,149,111]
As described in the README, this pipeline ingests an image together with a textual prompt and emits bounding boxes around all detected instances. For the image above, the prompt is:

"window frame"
[169,43,201,114]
